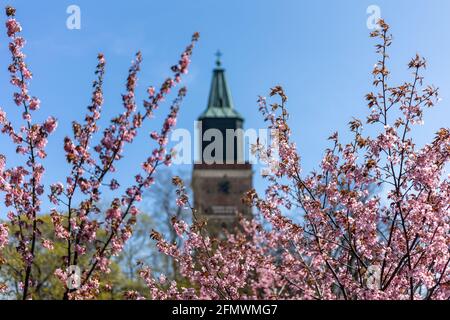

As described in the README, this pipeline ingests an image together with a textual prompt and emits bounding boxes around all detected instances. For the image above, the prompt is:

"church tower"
[192,53,253,235]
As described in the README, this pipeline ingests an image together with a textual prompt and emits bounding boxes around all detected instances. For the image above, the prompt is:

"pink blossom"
[43,116,57,133]
[6,18,22,37]
[0,224,8,249]
[106,207,122,221]
[150,131,159,140]
[28,97,40,111]
[147,86,155,97]
[42,239,54,250]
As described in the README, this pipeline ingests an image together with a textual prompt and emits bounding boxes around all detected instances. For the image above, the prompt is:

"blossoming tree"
[142,21,449,300]
[0,6,198,299]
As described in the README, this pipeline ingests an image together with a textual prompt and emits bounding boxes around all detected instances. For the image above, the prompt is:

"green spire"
[199,51,243,120]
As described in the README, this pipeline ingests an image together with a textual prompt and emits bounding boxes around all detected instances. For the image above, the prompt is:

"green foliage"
[0,215,147,300]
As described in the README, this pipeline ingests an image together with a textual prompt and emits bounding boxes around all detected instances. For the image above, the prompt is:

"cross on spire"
[215,50,222,67]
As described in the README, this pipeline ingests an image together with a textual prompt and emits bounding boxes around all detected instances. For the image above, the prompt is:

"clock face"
[218,180,230,194]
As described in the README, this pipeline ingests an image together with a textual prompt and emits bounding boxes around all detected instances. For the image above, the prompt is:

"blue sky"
[0,0,449,214]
